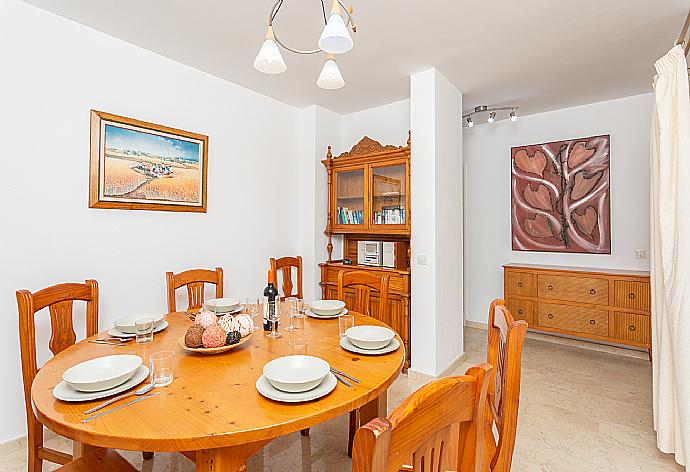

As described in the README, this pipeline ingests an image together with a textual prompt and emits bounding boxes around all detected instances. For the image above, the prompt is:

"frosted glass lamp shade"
[316,58,345,89]
[318,14,353,54]
[253,39,287,74]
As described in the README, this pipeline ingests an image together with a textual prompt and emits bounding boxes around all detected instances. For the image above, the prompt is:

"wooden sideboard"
[503,264,651,352]
[320,262,411,369]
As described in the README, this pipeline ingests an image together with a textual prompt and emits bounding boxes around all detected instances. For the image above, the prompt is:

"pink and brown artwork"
[511,135,611,254]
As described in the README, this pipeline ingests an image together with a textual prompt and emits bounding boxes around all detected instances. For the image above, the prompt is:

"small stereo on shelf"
[357,241,401,268]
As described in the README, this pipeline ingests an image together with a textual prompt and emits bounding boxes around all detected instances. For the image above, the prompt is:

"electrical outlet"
[417,254,428,265]
[635,249,648,259]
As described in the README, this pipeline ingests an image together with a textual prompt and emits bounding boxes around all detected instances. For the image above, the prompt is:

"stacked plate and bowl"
[53,355,148,402]
[256,356,337,402]
[305,300,348,319]
[340,325,400,355]
[203,298,242,315]
[108,313,168,338]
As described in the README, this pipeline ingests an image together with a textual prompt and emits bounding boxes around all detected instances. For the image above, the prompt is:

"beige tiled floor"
[1,328,682,472]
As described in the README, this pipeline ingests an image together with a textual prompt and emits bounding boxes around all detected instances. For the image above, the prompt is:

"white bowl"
[263,355,330,393]
[204,298,241,313]
[62,355,142,392]
[114,313,166,334]
[346,325,396,350]
[310,300,346,316]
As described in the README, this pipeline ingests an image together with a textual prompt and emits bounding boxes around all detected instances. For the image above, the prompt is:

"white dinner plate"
[114,313,166,333]
[256,372,337,403]
[339,336,400,355]
[107,320,169,339]
[54,365,149,402]
[305,308,348,319]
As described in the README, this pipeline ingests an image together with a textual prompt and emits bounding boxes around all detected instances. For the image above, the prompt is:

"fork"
[84,381,155,414]
[330,368,360,384]
[82,392,161,423]
[89,340,128,346]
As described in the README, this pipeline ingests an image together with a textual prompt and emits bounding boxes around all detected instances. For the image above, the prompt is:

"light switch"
[635,249,648,259]
[417,254,428,265]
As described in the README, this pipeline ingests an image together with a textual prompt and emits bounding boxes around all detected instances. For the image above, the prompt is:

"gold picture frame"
[89,110,208,212]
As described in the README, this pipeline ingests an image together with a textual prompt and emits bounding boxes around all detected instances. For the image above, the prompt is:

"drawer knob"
[589,319,596,325]
[629,293,635,299]
[548,313,554,319]
[517,309,523,315]
[517,282,523,288]
[629,325,637,332]
[590,289,596,295]
[548,285,554,291]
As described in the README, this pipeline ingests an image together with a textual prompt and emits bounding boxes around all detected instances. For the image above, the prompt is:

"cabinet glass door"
[335,168,365,226]
[371,164,406,226]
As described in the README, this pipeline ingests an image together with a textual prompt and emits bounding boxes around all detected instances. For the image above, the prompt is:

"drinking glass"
[135,318,154,344]
[150,351,174,386]
[339,313,355,339]
[289,337,309,356]
[284,297,301,332]
[265,300,282,339]
[244,297,260,332]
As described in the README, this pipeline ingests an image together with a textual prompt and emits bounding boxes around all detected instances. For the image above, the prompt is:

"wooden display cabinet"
[321,134,412,369]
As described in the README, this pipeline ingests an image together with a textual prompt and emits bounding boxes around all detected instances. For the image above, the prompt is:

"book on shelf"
[337,207,363,225]
[373,207,405,225]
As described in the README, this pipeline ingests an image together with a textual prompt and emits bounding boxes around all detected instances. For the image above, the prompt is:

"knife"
[82,392,162,423]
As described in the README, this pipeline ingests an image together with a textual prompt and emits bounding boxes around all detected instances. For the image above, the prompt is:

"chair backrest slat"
[166,267,223,312]
[486,299,527,472]
[269,256,303,300]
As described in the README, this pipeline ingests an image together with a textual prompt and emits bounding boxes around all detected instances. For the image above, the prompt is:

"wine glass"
[244,297,260,332]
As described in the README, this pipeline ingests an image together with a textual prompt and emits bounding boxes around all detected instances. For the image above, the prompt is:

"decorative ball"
[184,325,205,348]
[225,330,241,346]
[202,324,226,348]
[194,311,217,329]
[235,314,254,337]
[218,314,240,334]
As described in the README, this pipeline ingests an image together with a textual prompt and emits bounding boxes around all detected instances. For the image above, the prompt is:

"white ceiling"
[24,0,689,115]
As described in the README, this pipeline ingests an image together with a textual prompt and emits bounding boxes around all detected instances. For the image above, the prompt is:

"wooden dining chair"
[166,267,223,313]
[352,364,493,472]
[269,255,303,300]
[337,270,392,454]
[484,299,528,472]
[337,270,390,318]
[16,280,100,472]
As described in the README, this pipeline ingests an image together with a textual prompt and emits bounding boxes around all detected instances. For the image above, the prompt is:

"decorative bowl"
[178,331,252,355]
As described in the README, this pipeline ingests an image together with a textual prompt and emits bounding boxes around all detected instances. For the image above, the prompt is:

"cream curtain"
[652,44,690,467]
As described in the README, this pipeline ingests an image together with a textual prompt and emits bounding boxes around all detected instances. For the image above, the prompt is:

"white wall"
[463,94,652,324]
[0,0,302,443]
[410,69,464,376]
[342,99,410,150]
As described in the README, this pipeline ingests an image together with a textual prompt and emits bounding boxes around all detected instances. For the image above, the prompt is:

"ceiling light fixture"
[254,0,357,90]
[463,105,520,127]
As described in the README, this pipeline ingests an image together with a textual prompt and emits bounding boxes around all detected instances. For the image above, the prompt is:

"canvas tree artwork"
[511,135,611,254]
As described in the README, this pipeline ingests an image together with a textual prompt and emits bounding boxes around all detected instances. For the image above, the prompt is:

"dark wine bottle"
[263,269,279,332]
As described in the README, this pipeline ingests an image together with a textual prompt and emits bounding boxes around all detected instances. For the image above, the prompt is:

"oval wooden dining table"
[32,311,405,472]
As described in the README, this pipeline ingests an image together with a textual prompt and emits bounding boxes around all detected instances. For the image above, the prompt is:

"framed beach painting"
[89,110,208,212]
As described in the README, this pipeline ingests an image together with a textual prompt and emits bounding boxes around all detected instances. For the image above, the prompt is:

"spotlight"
[467,116,474,128]
[510,108,518,122]
[487,111,496,124]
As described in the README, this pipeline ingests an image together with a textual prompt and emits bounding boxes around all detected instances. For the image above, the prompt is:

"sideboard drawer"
[505,271,535,296]
[614,281,650,311]
[505,298,534,325]
[610,312,651,345]
[537,275,608,305]
[537,303,608,336]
